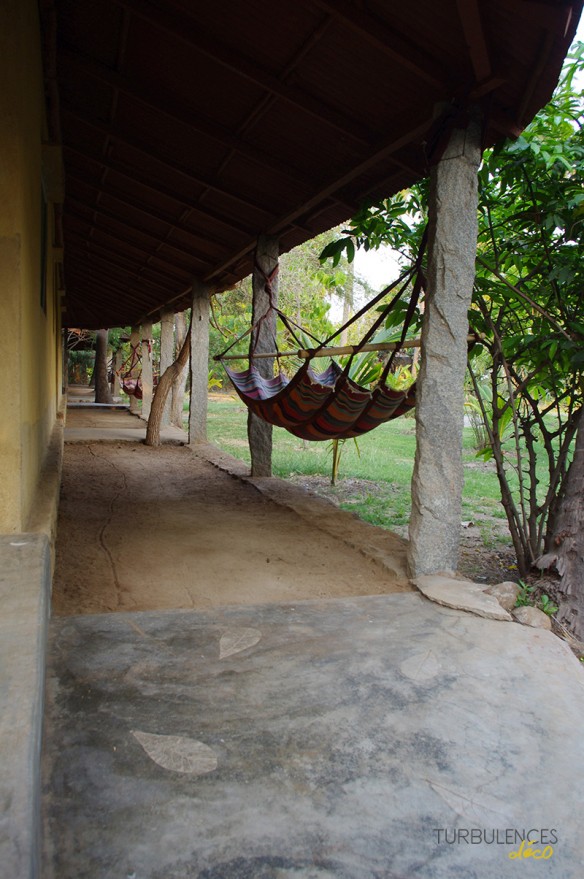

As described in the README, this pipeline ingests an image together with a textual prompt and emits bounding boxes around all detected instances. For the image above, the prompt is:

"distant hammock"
[117,343,143,399]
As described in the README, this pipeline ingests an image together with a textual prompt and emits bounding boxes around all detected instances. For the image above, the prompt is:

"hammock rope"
[117,343,143,400]
[217,234,428,442]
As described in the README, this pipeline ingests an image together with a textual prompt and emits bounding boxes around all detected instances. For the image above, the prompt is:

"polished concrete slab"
[42,594,584,879]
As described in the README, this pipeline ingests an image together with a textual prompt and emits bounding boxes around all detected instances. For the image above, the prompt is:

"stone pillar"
[128,325,140,415]
[408,113,482,578]
[189,279,210,444]
[159,309,174,427]
[141,321,153,421]
[171,310,189,428]
[112,349,122,398]
[248,235,279,477]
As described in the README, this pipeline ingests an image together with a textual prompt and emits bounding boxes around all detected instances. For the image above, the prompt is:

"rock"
[414,575,512,621]
[484,581,520,612]
[512,606,553,630]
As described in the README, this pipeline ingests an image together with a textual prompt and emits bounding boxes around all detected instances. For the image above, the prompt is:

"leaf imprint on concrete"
[428,780,511,824]
[219,627,261,659]
[131,730,218,775]
[400,650,441,682]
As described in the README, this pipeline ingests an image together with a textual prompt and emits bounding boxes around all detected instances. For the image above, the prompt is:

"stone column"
[159,308,174,427]
[248,235,279,477]
[171,310,189,428]
[112,349,122,398]
[128,325,140,415]
[189,279,210,444]
[408,113,482,578]
[140,321,153,421]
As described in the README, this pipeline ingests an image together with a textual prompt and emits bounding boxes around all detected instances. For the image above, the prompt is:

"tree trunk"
[170,310,189,428]
[145,327,191,446]
[94,329,113,404]
[537,408,584,639]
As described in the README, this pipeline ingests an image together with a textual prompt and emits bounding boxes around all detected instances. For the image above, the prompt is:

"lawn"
[205,393,511,548]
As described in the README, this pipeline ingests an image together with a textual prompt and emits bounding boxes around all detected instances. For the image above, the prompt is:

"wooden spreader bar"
[217,335,480,361]
[217,339,420,361]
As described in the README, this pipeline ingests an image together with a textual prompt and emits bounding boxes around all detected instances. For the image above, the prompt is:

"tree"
[145,324,191,447]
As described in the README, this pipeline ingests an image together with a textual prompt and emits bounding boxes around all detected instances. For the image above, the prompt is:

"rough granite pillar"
[128,325,140,415]
[407,113,482,578]
[140,321,153,421]
[189,280,210,444]
[248,235,279,477]
[159,309,174,427]
[112,349,122,398]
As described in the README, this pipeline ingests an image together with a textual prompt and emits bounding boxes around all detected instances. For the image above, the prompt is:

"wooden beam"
[65,169,228,260]
[455,0,492,83]
[115,0,372,146]
[61,104,278,220]
[63,228,190,290]
[59,45,351,211]
[217,336,480,361]
[517,31,556,126]
[306,0,447,90]
[63,268,152,311]
[64,141,256,238]
[205,109,432,284]
[66,195,213,270]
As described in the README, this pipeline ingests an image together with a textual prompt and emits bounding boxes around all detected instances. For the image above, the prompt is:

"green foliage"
[515,580,537,607]
[538,593,559,616]
[328,437,360,485]
[208,371,222,391]
[515,580,559,616]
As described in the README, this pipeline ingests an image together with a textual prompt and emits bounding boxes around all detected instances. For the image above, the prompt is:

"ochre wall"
[0,0,63,533]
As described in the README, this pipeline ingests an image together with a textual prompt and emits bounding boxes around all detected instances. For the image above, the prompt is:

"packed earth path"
[53,436,412,616]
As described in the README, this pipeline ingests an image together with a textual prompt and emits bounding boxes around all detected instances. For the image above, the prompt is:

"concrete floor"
[43,593,584,879]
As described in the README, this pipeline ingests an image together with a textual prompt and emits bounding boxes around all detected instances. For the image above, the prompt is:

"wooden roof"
[41,0,582,329]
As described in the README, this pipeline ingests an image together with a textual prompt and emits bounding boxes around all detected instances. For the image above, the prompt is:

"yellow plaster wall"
[0,0,63,533]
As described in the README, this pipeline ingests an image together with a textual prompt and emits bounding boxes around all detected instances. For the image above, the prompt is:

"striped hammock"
[226,360,415,441]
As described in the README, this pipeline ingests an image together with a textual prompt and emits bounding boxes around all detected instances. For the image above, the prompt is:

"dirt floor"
[53,439,412,616]
[288,475,519,585]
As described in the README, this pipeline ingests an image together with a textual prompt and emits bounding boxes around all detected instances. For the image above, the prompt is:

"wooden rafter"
[64,228,191,289]
[455,0,492,83]
[61,106,280,221]
[67,195,214,269]
[65,245,178,291]
[64,143,257,238]
[63,268,153,311]
[115,0,372,145]
[306,0,447,90]
[205,109,432,283]
[66,170,228,260]
[59,45,352,212]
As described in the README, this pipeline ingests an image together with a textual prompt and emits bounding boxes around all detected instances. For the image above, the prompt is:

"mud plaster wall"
[0,0,63,532]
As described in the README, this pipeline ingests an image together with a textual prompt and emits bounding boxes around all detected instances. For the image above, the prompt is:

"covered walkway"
[40,406,584,877]
[54,405,411,615]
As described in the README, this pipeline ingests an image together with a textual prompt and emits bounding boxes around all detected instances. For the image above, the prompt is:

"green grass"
[206,394,512,545]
